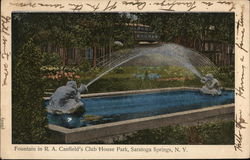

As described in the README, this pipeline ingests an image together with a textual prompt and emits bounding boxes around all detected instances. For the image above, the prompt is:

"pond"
[47,89,234,129]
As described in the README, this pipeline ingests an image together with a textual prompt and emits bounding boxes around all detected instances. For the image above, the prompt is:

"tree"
[13,13,135,67]
[136,13,234,45]
[12,38,49,143]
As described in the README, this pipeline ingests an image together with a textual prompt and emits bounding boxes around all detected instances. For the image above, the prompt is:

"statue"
[46,81,88,115]
[200,74,221,96]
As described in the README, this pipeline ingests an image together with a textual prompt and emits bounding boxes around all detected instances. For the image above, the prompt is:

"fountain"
[46,43,222,123]
[86,43,218,87]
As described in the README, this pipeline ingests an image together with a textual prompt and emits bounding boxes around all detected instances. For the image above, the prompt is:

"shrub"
[12,39,49,143]
[42,52,63,66]
[79,59,91,72]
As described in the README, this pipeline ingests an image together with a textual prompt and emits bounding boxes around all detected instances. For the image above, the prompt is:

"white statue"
[200,74,221,96]
[46,81,88,115]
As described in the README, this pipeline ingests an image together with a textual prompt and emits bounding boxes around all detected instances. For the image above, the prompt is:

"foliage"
[12,39,49,143]
[41,66,80,75]
[136,13,234,43]
[216,66,234,88]
[42,52,63,66]
[90,67,102,74]
[13,13,234,49]
[113,67,125,74]
[195,120,234,144]
[41,66,81,89]
[12,13,134,66]
[113,121,234,144]
[79,59,91,72]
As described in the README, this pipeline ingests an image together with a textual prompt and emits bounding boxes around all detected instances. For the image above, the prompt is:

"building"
[128,23,160,44]
[42,23,159,66]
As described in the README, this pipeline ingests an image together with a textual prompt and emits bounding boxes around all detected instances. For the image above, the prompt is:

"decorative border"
[1,0,249,159]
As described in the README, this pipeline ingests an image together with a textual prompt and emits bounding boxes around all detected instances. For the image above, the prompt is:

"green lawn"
[112,120,235,144]
[43,65,234,94]
[76,66,233,93]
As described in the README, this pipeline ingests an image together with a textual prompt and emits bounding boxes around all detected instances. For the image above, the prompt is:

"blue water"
[47,90,234,128]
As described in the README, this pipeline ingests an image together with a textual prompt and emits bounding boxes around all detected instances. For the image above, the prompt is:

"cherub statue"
[46,81,88,115]
[200,74,221,96]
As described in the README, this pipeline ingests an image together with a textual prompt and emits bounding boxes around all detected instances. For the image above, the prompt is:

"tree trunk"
[93,46,97,67]
[63,48,67,66]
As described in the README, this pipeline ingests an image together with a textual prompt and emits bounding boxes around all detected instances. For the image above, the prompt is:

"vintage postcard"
[1,0,249,159]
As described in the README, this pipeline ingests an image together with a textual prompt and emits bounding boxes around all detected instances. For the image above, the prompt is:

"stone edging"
[44,87,234,100]
[49,103,234,143]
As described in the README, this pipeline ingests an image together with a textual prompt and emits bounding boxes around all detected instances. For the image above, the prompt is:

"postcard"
[1,0,249,159]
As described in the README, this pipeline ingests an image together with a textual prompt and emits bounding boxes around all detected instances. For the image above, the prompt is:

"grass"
[112,120,234,144]
[74,66,233,93]
[44,65,234,93]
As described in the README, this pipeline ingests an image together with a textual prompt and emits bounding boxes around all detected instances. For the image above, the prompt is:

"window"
[86,48,93,60]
